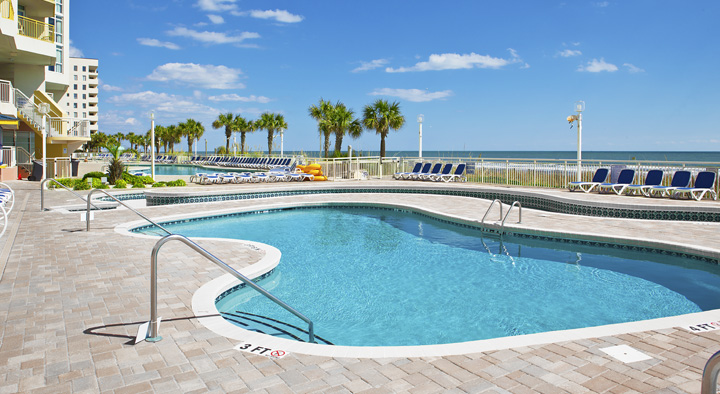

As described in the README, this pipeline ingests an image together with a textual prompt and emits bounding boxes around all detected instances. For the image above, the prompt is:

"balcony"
[17,15,53,43]
[48,117,89,139]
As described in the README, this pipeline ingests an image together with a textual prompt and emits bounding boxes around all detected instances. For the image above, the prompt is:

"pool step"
[221,311,334,345]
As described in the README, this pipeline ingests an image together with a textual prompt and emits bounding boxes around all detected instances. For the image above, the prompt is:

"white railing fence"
[1,146,16,167]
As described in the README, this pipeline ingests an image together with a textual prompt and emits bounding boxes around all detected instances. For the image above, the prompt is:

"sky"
[69,0,720,153]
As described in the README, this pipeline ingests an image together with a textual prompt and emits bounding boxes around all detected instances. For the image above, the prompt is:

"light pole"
[567,101,585,182]
[38,103,50,182]
[280,129,284,157]
[233,136,237,156]
[150,111,155,181]
[204,139,207,155]
[417,114,423,159]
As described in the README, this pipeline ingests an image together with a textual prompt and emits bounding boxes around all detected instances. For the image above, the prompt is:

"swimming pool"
[140,206,720,347]
[126,164,254,176]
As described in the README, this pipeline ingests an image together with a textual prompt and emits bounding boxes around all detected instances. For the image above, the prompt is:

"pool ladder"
[702,349,720,394]
[42,183,316,344]
[481,199,522,233]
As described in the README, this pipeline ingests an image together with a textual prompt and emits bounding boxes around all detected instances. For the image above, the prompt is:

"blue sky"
[70,0,719,153]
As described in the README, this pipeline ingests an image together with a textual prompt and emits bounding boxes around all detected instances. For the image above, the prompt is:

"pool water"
[147,207,720,347]
[126,164,254,176]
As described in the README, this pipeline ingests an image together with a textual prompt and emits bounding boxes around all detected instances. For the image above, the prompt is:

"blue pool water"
[126,164,254,176]
[143,207,720,346]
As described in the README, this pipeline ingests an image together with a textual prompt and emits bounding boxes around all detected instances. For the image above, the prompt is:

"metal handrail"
[40,178,102,211]
[85,188,170,234]
[481,199,503,224]
[702,349,720,394]
[501,201,522,228]
[148,234,315,343]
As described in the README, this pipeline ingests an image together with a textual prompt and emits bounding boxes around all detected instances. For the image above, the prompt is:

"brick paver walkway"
[1,180,719,393]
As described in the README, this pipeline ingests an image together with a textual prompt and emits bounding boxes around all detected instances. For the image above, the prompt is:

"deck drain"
[600,345,652,363]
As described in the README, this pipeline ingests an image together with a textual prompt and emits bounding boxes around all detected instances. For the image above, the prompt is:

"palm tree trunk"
[225,127,231,153]
[334,132,344,155]
[240,132,246,155]
[380,134,386,158]
[267,129,274,155]
[187,137,192,153]
[324,134,331,158]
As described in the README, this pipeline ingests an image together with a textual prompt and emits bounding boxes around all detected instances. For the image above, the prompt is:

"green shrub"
[151,182,167,187]
[73,179,91,190]
[82,171,107,181]
[132,181,145,188]
[122,172,139,183]
[48,178,75,189]
[166,179,186,187]
[114,179,127,189]
[141,175,155,184]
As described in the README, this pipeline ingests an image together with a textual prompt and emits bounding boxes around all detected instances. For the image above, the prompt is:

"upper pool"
[138,206,720,347]
[126,164,253,176]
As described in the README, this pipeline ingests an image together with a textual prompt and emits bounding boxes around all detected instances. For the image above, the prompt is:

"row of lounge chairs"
[140,155,178,163]
[394,162,467,182]
[191,169,313,184]
[569,168,717,200]
[188,156,294,170]
[0,182,14,238]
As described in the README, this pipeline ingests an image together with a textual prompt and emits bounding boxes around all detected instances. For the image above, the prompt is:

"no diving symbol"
[270,350,285,358]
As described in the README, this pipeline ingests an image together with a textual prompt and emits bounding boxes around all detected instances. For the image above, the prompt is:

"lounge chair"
[394,163,422,180]
[568,168,610,193]
[419,163,443,181]
[647,170,692,197]
[622,170,664,196]
[428,163,453,182]
[670,171,717,201]
[597,169,636,195]
[440,163,467,182]
[406,163,432,180]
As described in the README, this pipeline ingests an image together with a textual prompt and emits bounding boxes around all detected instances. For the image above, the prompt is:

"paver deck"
[1,179,719,393]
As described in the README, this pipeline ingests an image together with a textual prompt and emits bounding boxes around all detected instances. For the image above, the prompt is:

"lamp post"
[150,111,155,181]
[280,129,284,157]
[38,103,50,182]
[233,136,237,156]
[204,139,207,155]
[417,114,423,159]
[567,101,585,182]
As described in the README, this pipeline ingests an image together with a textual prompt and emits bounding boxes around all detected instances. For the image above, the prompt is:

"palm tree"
[233,116,254,155]
[88,132,109,153]
[255,112,287,155]
[362,99,405,158]
[212,113,237,154]
[166,124,182,153]
[180,118,205,153]
[309,99,333,157]
[330,102,362,154]
[153,125,166,153]
[126,132,136,150]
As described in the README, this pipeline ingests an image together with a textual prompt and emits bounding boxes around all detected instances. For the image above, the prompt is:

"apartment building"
[58,57,98,134]
[0,0,90,178]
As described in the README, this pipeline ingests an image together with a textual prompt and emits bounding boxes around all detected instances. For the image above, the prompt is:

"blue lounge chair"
[428,163,454,182]
[597,169,636,195]
[648,170,692,197]
[622,170,664,196]
[406,163,432,180]
[568,168,609,193]
[419,163,443,181]
[670,171,717,201]
[394,163,422,180]
[440,163,467,183]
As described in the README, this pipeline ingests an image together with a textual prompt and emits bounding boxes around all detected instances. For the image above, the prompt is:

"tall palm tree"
[330,102,362,154]
[153,125,167,153]
[180,118,205,153]
[212,113,238,154]
[255,112,287,155]
[309,99,333,157]
[233,116,254,155]
[126,132,136,150]
[166,124,182,153]
[362,99,405,158]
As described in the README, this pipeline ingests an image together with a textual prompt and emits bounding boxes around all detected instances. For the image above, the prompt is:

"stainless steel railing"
[481,199,503,225]
[85,189,171,234]
[501,201,522,228]
[40,178,101,211]
[147,234,316,344]
[702,349,720,394]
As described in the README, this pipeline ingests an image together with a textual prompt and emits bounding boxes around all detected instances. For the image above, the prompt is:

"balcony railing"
[17,15,54,43]
[49,118,89,139]
[0,79,13,104]
[0,0,14,20]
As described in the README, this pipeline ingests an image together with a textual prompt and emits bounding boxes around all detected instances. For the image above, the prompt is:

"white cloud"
[595,1,610,7]
[248,9,303,23]
[207,94,271,103]
[207,14,224,24]
[68,39,84,57]
[558,49,582,57]
[108,91,219,115]
[124,118,137,125]
[167,27,260,45]
[577,58,618,72]
[623,63,645,73]
[196,0,237,12]
[101,84,123,92]
[369,88,453,102]
[147,63,245,89]
[386,50,520,73]
[137,38,181,50]
[352,59,389,73]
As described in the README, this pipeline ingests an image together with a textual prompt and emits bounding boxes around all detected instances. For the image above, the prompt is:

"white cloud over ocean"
[147,63,245,89]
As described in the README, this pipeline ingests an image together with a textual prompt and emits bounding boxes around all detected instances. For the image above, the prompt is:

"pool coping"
[114,198,720,358]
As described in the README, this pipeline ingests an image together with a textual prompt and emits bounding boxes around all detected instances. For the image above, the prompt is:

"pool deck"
[2,179,720,393]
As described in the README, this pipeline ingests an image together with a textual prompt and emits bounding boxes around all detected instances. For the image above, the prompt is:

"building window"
[73,93,77,99]
[73,75,77,81]
[82,66,86,72]
[82,112,86,118]
[74,65,77,71]
[56,0,62,14]
[73,103,77,108]
[54,17,62,44]
[82,85,86,90]
[82,75,86,81]
[74,112,77,117]
[17,5,24,16]
[82,94,86,99]
[82,103,86,109]
[73,84,77,90]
